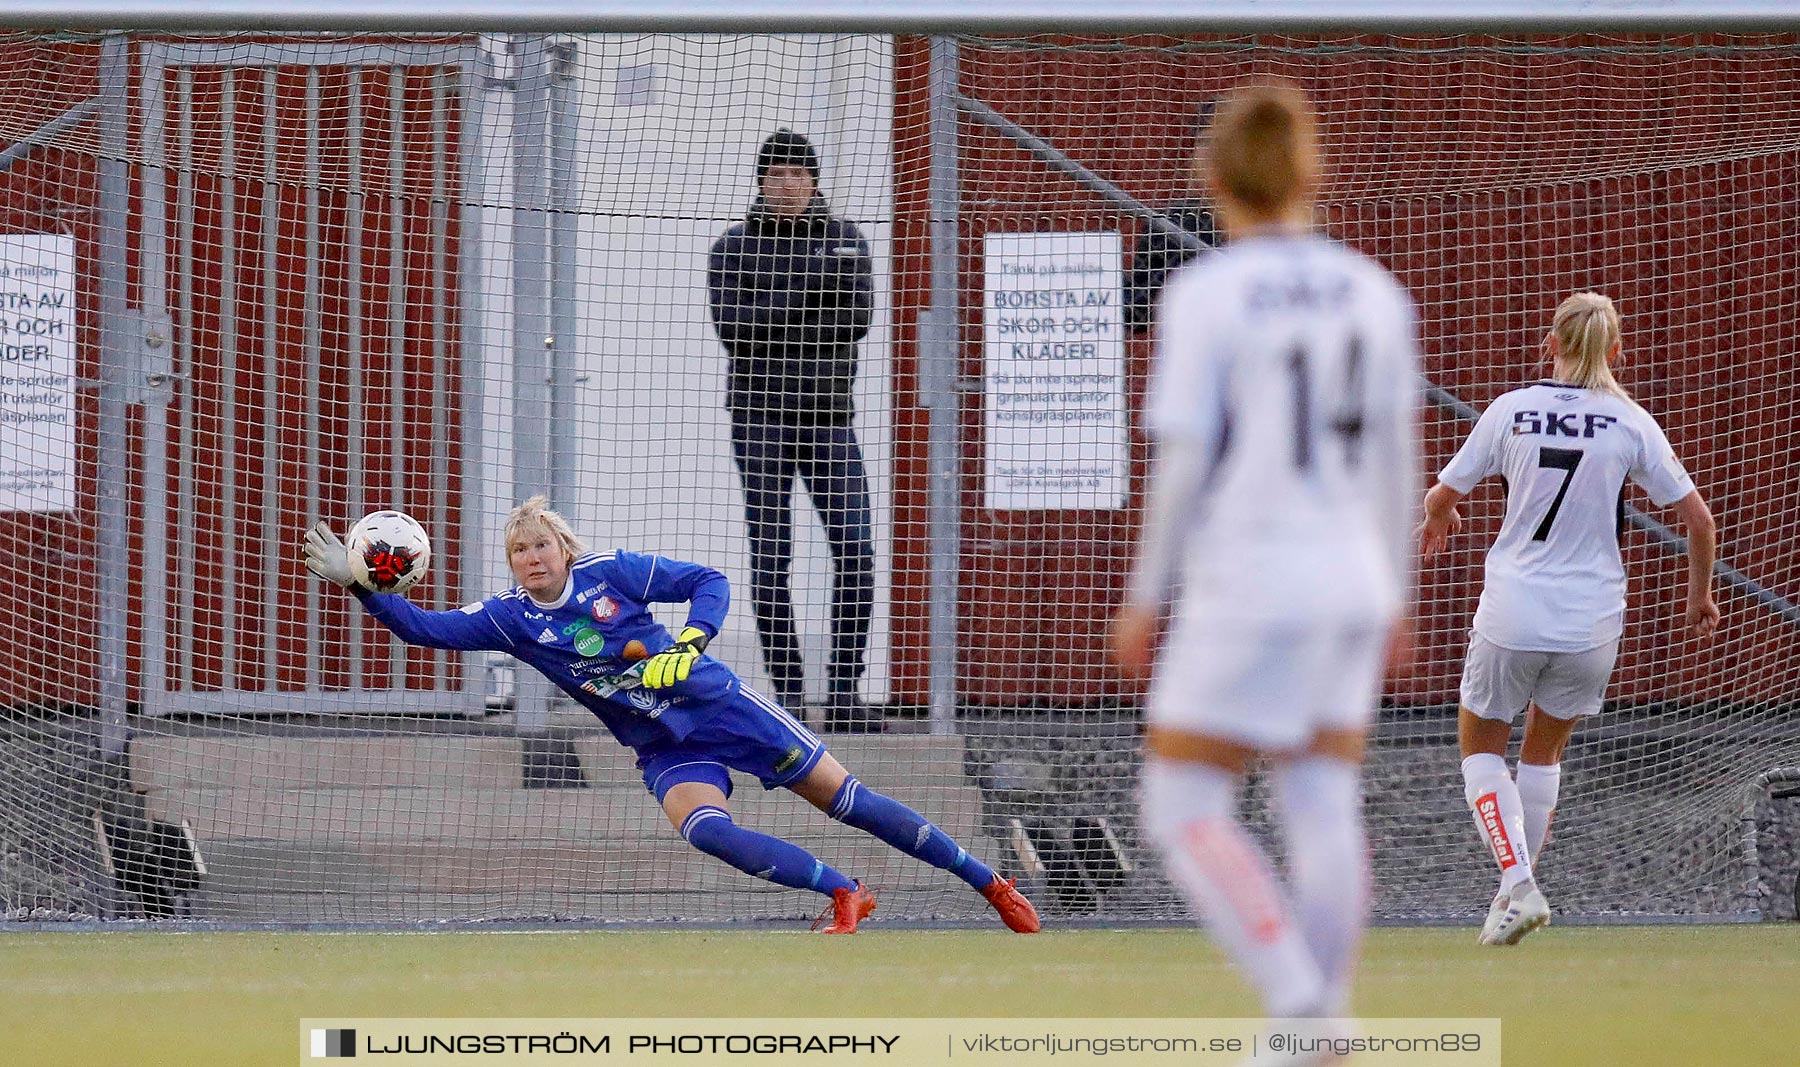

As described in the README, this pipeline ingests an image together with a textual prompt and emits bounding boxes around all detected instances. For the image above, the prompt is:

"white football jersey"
[1145,233,1420,624]
[1439,382,1695,652]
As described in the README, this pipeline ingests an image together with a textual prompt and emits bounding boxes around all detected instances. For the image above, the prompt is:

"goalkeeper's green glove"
[303,521,361,591]
[641,626,710,689]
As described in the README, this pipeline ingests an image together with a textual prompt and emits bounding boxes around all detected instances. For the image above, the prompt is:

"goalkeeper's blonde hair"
[1549,291,1631,401]
[504,495,587,563]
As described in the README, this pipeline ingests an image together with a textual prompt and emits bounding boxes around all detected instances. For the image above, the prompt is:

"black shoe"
[823,693,881,734]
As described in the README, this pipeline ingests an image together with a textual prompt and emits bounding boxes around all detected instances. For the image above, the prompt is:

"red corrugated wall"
[892,33,1800,708]
[170,60,469,698]
[0,38,103,708]
[0,39,467,707]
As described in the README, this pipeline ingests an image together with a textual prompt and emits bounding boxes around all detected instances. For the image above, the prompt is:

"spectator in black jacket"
[707,129,878,732]
[1125,102,1222,334]
[1124,201,1218,334]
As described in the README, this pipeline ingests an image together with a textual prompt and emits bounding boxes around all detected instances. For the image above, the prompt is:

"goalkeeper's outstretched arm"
[303,520,512,653]
[354,589,514,653]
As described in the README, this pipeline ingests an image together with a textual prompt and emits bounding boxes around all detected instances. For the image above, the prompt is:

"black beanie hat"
[756,128,821,185]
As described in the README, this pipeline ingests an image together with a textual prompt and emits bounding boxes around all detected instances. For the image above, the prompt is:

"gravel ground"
[958,706,1800,924]
[0,712,124,920]
[4,705,1796,924]
[1750,777,1800,921]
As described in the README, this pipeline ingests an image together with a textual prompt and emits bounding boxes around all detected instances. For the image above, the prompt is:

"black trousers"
[729,415,875,705]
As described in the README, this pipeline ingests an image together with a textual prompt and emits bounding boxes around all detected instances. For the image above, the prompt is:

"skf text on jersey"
[1510,411,1620,438]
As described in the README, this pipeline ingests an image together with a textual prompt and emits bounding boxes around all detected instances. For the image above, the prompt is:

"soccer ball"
[346,510,432,594]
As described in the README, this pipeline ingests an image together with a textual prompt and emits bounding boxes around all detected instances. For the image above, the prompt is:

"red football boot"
[814,880,877,934]
[981,875,1041,933]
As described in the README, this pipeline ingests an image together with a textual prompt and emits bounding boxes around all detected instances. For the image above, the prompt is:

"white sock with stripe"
[1461,753,1534,894]
[1142,759,1325,1018]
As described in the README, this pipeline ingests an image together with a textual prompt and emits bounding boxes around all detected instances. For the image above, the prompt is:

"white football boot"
[1480,884,1551,946]
[1477,887,1511,944]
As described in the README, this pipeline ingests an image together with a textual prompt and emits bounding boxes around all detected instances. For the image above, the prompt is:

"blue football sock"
[680,806,854,897]
[828,777,996,891]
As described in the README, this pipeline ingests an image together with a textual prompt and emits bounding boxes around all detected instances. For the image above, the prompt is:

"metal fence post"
[548,37,580,523]
[96,34,132,758]
[925,36,961,734]
[510,33,554,731]
[460,47,495,703]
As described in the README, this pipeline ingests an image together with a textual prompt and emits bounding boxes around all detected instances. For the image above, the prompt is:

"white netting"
[0,30,1795,926]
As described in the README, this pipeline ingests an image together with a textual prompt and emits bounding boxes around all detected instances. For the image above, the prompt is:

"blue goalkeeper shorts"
[634,685,825,803]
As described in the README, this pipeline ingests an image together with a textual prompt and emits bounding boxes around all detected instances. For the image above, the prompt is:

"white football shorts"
[1459,631,1618,722]
[1147,614,1391,750]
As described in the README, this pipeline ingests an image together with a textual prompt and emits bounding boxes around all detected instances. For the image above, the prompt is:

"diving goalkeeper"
[303,495,1037,935]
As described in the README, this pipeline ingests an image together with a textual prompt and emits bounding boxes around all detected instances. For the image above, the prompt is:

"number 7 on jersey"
[1533,446,1584,541]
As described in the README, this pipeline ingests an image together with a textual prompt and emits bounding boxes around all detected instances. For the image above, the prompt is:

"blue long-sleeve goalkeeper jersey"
[356,550,737,750]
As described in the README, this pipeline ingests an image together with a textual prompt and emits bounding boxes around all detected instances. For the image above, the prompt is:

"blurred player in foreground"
[304,496,1037,935]
[1420,291,1718,945]
[1110,80,1420,1062]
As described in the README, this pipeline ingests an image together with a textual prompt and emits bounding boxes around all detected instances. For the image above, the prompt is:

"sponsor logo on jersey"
[773,746,803,775]
[1246,274,1352,312]
[1511,410,1619,438]
[537,627,557,644]
[572,628,605,658]
[626,688,669,718]
[524,609,551,621]
[561,620,590,636]
[1475,793,1519,870]
[575,584,605,605]
[590,595,620,623]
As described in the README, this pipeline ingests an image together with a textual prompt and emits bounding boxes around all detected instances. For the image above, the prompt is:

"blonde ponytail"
[1549,292,1630,401]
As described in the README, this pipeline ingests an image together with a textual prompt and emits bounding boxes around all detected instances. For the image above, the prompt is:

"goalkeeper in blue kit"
[303,495,1037,934]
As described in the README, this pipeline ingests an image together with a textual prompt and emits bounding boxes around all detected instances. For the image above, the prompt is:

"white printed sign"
[983,231,1127,510]
[0,233,76,513]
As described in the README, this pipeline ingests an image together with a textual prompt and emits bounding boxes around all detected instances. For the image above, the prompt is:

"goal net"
[1,27,1796,926]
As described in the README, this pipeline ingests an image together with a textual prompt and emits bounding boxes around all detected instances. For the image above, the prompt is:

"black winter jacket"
[707,196,873,424]
[1124,200,1218,334]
